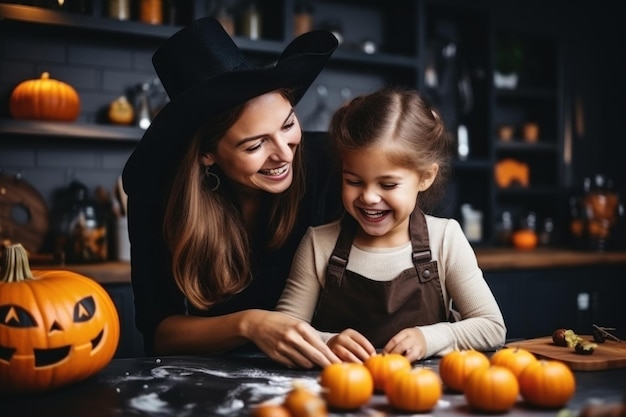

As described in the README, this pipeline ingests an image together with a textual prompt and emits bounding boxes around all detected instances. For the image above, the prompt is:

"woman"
[122,17,342,368]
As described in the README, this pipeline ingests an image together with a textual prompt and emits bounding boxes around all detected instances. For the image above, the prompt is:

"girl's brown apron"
[311,210,448,348]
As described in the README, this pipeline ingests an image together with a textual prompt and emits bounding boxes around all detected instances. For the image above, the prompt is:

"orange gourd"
[464,365,520,412]
[0,244,120,393]
[319,362,373,410]
[252,403,293,417]
[283,384,327,417]
[512,229,538,250]
[9,72,80,121]
[490,346,537,378]
[108,96,134,125]
[385,367,442,413]
[438,349,490,392]
[364,352,411,392]
[518,360,576,408]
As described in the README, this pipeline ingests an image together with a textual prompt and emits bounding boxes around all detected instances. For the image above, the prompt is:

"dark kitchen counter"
[1,353,624,417]
[31,249,626,284]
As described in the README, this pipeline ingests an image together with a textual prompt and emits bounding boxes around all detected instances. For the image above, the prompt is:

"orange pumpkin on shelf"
[495,158,529,188]
[108,95,135,125]
[512,229,538,250]
[0,244,120,393]
[9,72,80,121]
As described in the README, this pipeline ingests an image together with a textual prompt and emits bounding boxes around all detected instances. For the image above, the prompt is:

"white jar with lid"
[461,204,483,243]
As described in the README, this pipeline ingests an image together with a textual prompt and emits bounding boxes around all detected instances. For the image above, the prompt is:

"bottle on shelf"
[293,0,313,37]
[139,0,163,25]
[241,0,261,40]
[107,0,130,21]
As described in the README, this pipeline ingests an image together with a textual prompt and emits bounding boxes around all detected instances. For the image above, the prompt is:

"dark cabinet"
[485,265,626,341]
[103,283,144,358]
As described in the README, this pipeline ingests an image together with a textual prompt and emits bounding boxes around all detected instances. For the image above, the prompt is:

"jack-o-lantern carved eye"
[73,296,95,323]
[0,305,37,328]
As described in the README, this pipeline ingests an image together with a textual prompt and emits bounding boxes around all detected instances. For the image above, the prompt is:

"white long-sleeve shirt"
[276,216,506,358]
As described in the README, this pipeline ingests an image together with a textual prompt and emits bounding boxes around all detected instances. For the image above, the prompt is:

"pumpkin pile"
[252,348,576,415]
[252,352,442,416]
[0,243,120,393]
[9,72,81,121]
[439,348,576,412]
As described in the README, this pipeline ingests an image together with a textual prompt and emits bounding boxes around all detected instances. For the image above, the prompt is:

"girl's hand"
[327,328,376,363]
[244,310,341,369]
[383,327,427,362]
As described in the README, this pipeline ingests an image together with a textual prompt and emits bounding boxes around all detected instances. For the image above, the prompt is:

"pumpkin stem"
[1,244,34,283]
[41,72,50,80]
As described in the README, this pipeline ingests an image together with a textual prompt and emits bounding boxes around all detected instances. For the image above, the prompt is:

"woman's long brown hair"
[163,90,305,309]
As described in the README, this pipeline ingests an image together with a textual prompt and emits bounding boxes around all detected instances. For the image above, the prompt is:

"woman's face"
[341,147,436,248]
[202,91,301,195]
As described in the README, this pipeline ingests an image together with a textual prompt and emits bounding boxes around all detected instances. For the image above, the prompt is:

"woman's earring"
[205,166,221,191]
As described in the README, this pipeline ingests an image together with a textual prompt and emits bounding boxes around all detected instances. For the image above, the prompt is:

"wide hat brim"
[123,18,338,195]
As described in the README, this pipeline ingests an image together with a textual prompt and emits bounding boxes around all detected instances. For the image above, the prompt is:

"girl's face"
[201,91,301,195]
[341,147,437,248]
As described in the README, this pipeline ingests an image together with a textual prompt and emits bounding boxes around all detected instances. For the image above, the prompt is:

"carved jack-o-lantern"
[0,244,120,393]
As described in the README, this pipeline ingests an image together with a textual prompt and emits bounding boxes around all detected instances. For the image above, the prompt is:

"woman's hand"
[243,310,341,369]
[383,327,427,362]
[327,329,376,363]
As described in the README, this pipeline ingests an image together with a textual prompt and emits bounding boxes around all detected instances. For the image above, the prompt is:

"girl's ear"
[201,153,216,166]
[419,163,439,191]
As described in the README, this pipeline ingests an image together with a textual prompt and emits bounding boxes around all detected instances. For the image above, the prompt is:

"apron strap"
[410,209,433,264]
[326,215,357,287]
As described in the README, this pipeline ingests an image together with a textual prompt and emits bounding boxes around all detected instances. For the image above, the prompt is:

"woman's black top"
[122,132,341,355]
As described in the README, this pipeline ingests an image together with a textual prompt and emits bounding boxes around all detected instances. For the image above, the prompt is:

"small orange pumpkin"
[319,362,373,410]
[283,384,327,417]
[9,72,80,121]
[512,229,538,250]
[108,95,134,125]
[490,346,537,378]
[464,365,520,412]
[438,349,490,392]
[385,367,442,413]
[252,403,293,417]
[0,244,120,393]
[364,352,411,392]
[518,360,576,408]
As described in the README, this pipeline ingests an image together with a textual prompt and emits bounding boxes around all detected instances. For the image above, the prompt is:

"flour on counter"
[110,363,321,416]
[129,392,171,414]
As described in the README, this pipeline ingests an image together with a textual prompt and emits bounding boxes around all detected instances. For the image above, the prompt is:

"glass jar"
[55,181,107,263]
[581,175,622,251]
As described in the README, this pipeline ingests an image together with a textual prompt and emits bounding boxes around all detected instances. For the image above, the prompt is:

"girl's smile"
[341,147,434,248]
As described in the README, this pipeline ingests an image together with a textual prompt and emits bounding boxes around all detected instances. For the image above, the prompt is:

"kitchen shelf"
[0,118,143,142]
[495,141,558,152]
[0,3,418,69]
[495,87,557,100]
[0,3,180,39]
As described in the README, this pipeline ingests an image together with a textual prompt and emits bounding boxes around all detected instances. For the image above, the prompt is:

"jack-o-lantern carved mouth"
[0,329,104,367]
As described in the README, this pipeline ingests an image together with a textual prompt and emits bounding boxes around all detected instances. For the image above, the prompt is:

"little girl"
[277,87,506,363]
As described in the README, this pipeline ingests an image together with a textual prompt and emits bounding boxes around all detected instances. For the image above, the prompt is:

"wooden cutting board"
[505,336,626,371]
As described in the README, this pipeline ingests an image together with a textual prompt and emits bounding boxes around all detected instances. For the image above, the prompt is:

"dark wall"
[1,1,624,217]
